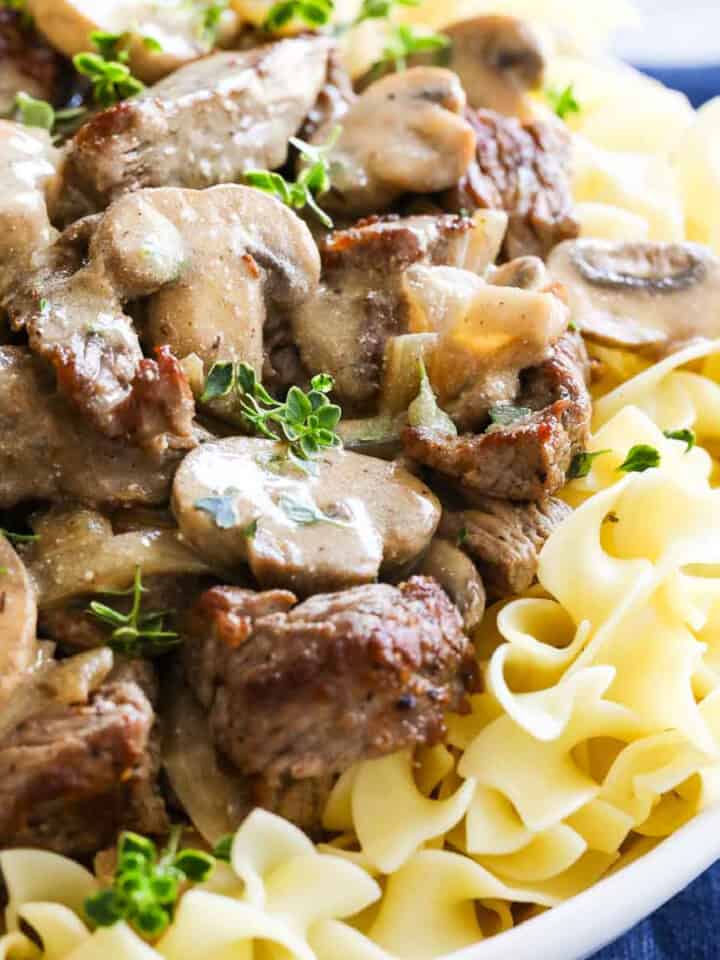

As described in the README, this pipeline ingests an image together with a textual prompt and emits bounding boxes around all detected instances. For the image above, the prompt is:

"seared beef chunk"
[7,184,319,448]
[0,679,167,855]
[440,496,571,597]
[403,334,591,500]
[0,348,183,509]
[55,36,334,223]
[445,109,579,260]
[292,214,479,414]
[184,578,477,808]
[0,10,67,115]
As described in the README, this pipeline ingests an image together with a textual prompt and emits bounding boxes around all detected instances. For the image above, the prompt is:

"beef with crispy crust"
[184,578,477,792]
[403,334,591,501]
[0,680,167,855]
[445,108,579,260]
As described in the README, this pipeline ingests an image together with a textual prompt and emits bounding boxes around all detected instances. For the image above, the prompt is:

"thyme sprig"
[201,363,342,460]
[87,566,180,658]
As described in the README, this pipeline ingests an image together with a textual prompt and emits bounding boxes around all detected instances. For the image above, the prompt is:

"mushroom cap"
[548,239,720,355]
[0,537,38,703]
[171,437,441,594]
[315,67,476,216]
[443,14,546,120]
[97,184,322,374]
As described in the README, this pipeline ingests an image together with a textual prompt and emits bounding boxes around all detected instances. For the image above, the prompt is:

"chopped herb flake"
[488,404,531,427]
[663,428,695,452]
[567,449,611,480]
[546,83,581,121]
[617,444,661,473]
[263,0,334,31]
[194,488,240,529]
[279,496,347,527]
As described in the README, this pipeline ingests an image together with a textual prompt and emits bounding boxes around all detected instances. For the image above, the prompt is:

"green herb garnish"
[353,0,418,24]
[369,24,450,78]
[0,527,39,545]
[488,404,532,427]
[194,488,240,529]
[13,92,86,134]
[202,1,229,44]
[263,0,333,31]
[279,495,347,527]
[84,827,215,940]
[201,363,342,460]
[245,126,340,228]
[663,428,695,452]
[546,83,581,121]
[73,49,144,107]
[87,566,180,657]
[567,449,611,480]
[90,30,131,62]
[212,834,233,863]
[617,444,661,474]
[457,527,469,546]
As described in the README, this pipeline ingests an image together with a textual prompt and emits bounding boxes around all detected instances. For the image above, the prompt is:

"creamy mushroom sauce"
[0,0,697,921]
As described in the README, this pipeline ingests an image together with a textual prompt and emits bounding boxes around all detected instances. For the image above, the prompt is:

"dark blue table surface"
[590,63,720,960]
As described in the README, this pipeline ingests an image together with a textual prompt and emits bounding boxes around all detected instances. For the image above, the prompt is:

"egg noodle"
[4,1,720,958]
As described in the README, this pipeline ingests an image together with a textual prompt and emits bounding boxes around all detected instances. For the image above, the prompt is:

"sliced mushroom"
[6,185,320,446]
[548,239,720,356]
[417,538,486,632]
[172,437,441,594]
[0,536,38,702]
[114,186,322,376]
[431,15,546,120]
[312,67,476,216]
[0,121,59,299]
[402,264,569,429]
[28,0,238,83]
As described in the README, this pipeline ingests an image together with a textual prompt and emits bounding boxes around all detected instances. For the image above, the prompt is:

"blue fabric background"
[590,63,720,960]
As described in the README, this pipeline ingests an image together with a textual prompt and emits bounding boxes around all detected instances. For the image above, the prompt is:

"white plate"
[443,805,720,960]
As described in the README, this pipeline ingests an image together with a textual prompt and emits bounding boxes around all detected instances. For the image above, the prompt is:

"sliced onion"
[419,539,486,632]
[0,537,38,702]
[162,675,248,844]
[29,507,214,608]
[0,648,114,741]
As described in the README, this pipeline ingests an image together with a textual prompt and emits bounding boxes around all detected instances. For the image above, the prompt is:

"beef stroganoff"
[1,0,720,957]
